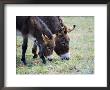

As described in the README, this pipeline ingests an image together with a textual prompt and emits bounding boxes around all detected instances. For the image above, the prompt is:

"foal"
[16,16,54,65]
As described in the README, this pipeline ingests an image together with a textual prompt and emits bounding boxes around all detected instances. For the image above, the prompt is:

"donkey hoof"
[21,59,27,65]
[40,56,46,64]
[33,55,38,59]
[42,61,46,64]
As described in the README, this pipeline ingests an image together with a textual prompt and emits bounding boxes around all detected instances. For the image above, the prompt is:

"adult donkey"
[16,16,55,65]
[32,16,75,60]
[55,16,76,60]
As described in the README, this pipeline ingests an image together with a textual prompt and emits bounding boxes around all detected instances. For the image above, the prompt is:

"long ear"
[64,25,68,34]
[42,35,48,44]
[67,25,76,33]
[44,35,50,41]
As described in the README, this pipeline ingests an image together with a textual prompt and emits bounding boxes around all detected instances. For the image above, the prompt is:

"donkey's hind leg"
[21,36,28,65]
[32,40,38,58]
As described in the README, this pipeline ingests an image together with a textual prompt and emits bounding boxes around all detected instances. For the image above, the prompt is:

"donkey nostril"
[47,55,53,61]
[65,57,69,60]
[48,58,52,61]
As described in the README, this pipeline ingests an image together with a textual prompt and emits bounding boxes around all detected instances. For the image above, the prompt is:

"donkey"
[32,16,61,61]
[54,16,76,60]
[32,16,75,60]
[16,16,55,65]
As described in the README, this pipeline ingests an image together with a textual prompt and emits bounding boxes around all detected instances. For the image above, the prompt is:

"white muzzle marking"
[47,55,53,60]
[60,52,70,60]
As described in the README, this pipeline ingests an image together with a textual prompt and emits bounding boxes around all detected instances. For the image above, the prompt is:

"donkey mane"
[38,16,62,34]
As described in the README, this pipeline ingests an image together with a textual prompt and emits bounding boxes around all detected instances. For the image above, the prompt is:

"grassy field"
[16,16,94,74]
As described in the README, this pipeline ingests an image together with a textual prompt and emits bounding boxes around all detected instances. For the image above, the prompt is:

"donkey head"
[42,35,55,61]
[32,34,54,62]
[54,25,76,60]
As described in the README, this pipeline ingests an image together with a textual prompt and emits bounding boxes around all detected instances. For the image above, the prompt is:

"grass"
[16,16,94,74]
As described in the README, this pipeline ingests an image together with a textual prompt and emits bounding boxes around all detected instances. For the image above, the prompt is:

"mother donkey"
[16,16,54,65]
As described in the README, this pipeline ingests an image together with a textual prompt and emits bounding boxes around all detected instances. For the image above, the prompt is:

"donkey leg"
[38,44,46,64]
[21,36,28,65]
[32,40,38,58]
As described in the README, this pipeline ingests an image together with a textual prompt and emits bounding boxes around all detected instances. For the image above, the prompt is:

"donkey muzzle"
[47,55,53,61]
[60,52,70,60]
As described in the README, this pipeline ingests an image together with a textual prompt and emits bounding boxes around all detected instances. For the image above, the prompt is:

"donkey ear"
[42,35,47,44]
[42,35,50,44]
[42,34,49,40]
[42,34,45,40]
[67,25,76,33]
[64,25,68,34]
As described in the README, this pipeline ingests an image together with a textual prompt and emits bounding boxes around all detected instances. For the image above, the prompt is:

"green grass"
[16,16,94,74]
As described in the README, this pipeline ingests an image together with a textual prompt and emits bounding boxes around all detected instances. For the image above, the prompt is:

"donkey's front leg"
[32,40,38,58]
[21,36,28,65]
[38,44,46,64]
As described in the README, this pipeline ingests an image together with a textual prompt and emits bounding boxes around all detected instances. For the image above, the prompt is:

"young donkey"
[32,16,75,60]
[16,16,55,65]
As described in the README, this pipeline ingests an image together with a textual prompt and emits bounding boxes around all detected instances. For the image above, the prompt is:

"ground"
[16,16,94,74]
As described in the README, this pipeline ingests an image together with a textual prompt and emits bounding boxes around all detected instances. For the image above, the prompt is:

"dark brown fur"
[32,16,75,60]
[38,16,70,56]
[16,16,54,64]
